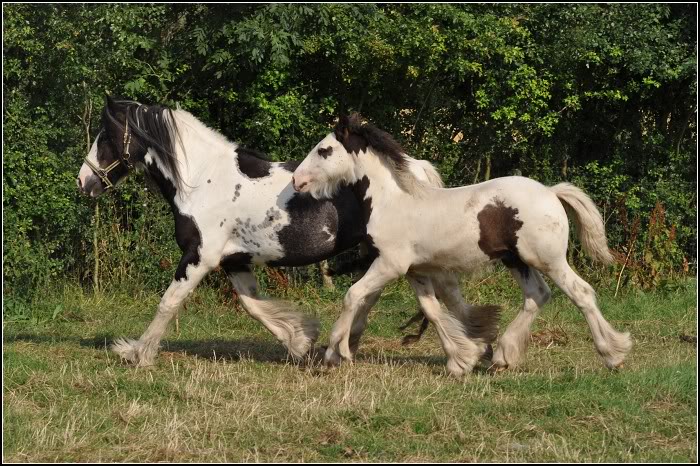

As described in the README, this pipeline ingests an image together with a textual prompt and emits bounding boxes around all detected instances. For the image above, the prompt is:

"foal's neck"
[353,150,412,198]
[349,151,406,215]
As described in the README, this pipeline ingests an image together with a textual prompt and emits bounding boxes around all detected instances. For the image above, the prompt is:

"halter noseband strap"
[84,118,135,190]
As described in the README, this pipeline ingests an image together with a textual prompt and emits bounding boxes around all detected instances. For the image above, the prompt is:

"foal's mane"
[104,99,183,189]
[334,113,428,195]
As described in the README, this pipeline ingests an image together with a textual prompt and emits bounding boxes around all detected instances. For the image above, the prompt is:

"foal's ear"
[334,115,350,144]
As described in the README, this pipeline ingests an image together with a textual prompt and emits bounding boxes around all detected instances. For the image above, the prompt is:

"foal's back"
[392,176,569,272]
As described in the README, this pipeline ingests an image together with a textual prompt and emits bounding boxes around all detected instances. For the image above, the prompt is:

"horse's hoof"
[481,344,494,362]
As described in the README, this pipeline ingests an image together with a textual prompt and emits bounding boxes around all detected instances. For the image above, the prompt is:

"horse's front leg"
[406,274,483,376]
[431,272,501,358]
[325,259,399,366]
[112,253,212,366]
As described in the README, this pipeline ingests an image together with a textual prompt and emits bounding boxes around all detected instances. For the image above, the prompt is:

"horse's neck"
[146,110,239,200]
[176,110,237,185]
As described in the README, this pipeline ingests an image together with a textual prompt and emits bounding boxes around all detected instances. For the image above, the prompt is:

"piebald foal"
[293,113,632,375]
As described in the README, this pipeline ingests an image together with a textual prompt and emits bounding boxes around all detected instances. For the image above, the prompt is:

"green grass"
[3,272,697,462]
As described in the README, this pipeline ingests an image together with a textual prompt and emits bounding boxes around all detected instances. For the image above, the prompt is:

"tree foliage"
[3,4,696,298]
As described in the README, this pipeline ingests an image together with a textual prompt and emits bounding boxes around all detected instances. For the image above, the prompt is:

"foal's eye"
[318,146,333,158]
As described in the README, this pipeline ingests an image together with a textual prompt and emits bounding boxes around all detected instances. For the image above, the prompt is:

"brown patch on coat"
[477,199,529,277]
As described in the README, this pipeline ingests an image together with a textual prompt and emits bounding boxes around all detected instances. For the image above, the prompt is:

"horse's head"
[292,114,368,199]
[77,95,179,197]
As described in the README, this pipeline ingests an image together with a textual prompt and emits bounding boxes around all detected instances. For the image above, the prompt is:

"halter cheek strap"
[83,119,134,190]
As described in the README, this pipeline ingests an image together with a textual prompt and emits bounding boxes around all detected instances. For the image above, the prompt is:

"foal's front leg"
[112,255,212,366]
[325,259,399,366]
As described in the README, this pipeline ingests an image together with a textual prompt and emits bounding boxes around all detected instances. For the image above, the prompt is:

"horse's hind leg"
[545,260,632,369]
[492,265,551,370]
[406,274,483,376]
[227,268,320,359]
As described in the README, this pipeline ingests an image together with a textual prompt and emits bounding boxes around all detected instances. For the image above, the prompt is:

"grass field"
[3,271,697,462]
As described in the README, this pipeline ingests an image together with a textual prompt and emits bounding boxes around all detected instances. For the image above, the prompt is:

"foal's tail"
[550,183,614,264]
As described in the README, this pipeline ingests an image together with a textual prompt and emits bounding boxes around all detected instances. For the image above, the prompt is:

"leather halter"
[83,119,134,190]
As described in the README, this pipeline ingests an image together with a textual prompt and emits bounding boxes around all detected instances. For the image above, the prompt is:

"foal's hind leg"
[545,261,632,368]
[492,266,551,370]
[406,274,483,376]
[227,268,320,359]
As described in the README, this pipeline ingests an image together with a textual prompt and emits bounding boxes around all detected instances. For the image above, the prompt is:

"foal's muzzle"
[292,173,313,193]
[292,176,308,193]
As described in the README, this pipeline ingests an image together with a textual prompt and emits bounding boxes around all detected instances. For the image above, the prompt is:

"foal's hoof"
[324,348,343,368]
[609,362,625,371]
[487,363,508,374]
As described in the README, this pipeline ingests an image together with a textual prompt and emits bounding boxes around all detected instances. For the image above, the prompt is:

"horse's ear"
[105,94,116,111]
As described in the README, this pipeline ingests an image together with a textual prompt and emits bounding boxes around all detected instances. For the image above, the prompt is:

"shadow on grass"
[5,332,494,374]
[4,332,290,363]
[160,338,291,363]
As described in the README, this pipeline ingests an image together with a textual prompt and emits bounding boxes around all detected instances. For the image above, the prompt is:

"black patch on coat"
[318,146,333,158]
[268,188,365,267]
[351,175,373,225]
[220,252,253,274]
[476,199,529,278]
[145,161,202,282]
[236,146,272,179]
[501,252,530,279]
[364,234,380,261]
[280,160,300,172]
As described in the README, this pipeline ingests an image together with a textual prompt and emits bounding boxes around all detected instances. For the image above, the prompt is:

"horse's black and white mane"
[104,100,183,188]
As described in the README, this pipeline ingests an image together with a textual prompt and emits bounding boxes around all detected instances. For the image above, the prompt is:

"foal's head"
[293,113,409,199]
[77,96,180,197]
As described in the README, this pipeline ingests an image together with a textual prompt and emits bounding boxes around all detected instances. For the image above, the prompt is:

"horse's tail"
[549,182,614,264]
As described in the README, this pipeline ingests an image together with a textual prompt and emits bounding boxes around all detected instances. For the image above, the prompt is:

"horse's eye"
[318,146,333,158]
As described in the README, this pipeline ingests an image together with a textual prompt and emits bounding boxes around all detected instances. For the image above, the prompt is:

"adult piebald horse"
[292,113,633,375]
[77,97,499,367]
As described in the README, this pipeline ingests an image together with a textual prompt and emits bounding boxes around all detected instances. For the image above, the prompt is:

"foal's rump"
[452,176,610,271]
[430,176,611,270]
